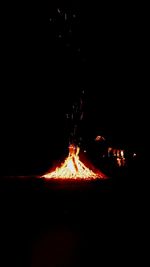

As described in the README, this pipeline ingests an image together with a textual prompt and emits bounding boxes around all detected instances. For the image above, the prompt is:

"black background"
[0,2,147,267]
[0,2,146,173]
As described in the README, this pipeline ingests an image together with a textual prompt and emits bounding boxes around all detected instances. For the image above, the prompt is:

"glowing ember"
[43,144,106,180]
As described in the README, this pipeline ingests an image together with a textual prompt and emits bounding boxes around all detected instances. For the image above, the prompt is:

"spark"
[80,112,84,120]
[57,8,61,14]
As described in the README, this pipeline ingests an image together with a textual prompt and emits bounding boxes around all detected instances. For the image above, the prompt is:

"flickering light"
[120,150,124,158]
[117,158,122,167]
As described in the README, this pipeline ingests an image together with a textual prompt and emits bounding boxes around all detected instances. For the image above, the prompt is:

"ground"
[0,166,145,267]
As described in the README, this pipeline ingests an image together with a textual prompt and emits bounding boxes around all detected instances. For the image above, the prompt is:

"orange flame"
[43,144,106,180]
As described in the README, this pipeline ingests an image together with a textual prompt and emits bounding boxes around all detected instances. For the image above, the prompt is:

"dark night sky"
[0,3,147,174]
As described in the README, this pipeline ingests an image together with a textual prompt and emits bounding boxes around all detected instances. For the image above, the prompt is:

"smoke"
[66,89,85,146]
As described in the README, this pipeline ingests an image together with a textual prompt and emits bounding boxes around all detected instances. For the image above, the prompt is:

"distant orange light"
[117,158,122,167]
[95,135,105,141]
[120,150,124,158]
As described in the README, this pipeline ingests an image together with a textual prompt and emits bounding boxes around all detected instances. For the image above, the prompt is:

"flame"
[43,144,106,180]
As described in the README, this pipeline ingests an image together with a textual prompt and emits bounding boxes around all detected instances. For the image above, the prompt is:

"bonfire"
[43,144,106,180]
